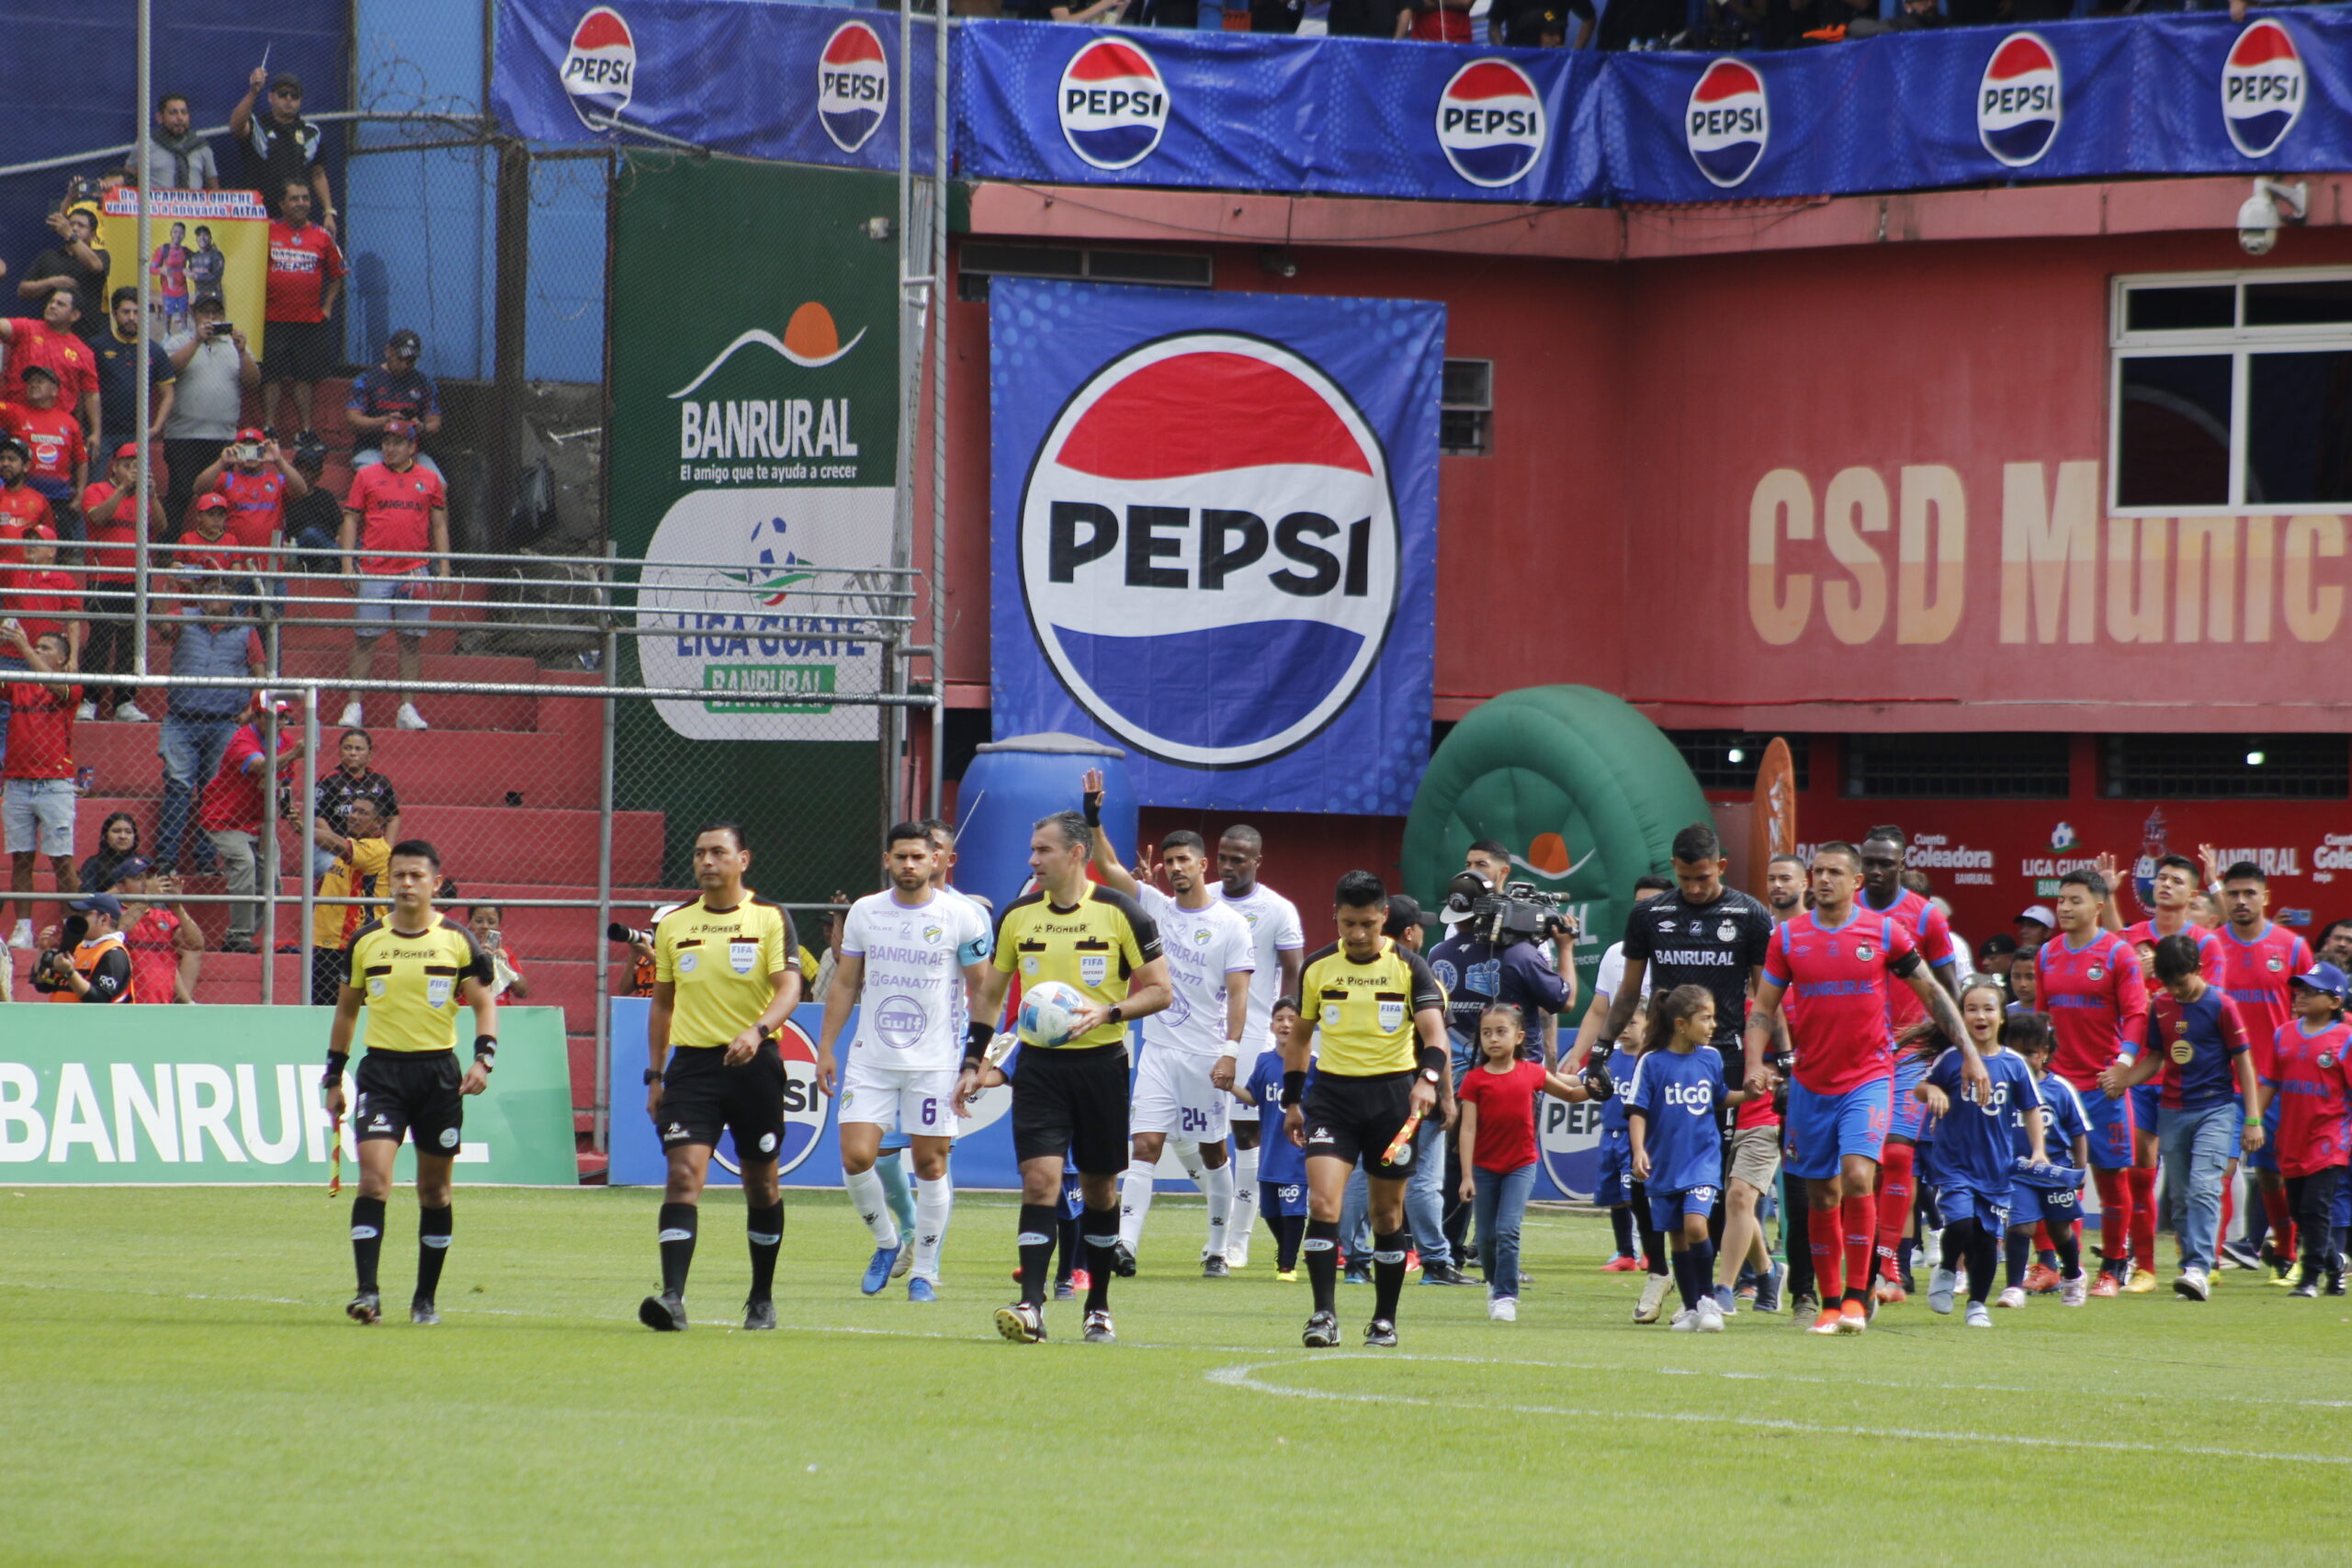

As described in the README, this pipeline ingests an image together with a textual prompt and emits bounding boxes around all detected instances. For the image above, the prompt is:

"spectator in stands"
[313,727,401,877]
[13,530,85,672]
[1328,0,1413,35]
[283,438,339,566]
[193,431,308,592]
[1595,0,1685,47]
[1492,0,1589,45]
[126,93,221,191]
[122,861,203,1002]
[1409,0,1475,41]
[1250,0,1303,30]
[309,794,389,1003]
[1027,0,1129,18]
[347,331,445,477]
[0,292,101,431]
[156,592,266,874]
[164,293,256,524]
[30,892,134,1003]
[195,702,306,954]
[2,367,89,541]
[92,289,176,464]
[338,420,447,733]
[17,208,110,344]
[260,183,345,443]
[76,444,161,722]
[175,491,251,604]
[469,903,531,1005]
[80,813,141,894]
[232,70,334,234]
[3,625,80,951]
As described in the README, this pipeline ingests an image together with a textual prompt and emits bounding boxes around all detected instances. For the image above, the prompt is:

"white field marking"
[1205,1355,2352,1467]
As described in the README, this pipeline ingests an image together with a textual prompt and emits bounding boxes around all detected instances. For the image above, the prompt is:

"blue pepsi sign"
[989,281,1440,815]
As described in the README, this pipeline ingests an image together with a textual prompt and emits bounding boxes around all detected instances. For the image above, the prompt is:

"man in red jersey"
[2039,868,2151,1297]
[0,365,88,537]
[338,420,447,732]
[2116,852,2226,1283]
[2206,854,2314,1280]
[260,182,345,439]
[0,289,101,431]
[192,429,310,570]
[2256,964,2351,1297]
[1744,841,1978,1336]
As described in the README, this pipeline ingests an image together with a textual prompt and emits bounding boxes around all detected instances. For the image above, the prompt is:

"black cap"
[19,364,56,384]
[268,71,304,96]
[193,292,226,312]
[1384,894,1425,940]
[0,435,28,460]
[68,892,123,918]
[389,328,421,356]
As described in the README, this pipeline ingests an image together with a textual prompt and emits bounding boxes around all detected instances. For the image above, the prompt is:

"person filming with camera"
[31,890,135,1002]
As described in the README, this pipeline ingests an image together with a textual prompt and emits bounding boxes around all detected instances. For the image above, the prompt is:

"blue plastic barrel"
[952,733,1136,919]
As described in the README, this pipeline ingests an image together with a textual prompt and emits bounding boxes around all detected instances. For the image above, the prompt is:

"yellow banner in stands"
[99,188,272,361]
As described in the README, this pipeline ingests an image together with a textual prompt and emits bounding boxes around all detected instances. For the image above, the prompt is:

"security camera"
[2238,178,2308,258]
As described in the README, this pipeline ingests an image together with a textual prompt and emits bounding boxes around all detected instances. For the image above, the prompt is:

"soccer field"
[4,1188,2347,1568]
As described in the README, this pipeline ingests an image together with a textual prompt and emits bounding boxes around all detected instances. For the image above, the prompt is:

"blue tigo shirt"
[1245,1048,1307,1190]
[1927,1046,2039,1190]
[1627,1044,1724,1194]
[1599,1043,1641,1134]
[2030,1072,2090,1167]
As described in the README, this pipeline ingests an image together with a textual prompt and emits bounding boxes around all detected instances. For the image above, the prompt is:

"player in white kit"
[1210,822,1306,1268]
[1079,772,1256,1277]
[816,821,993,1302]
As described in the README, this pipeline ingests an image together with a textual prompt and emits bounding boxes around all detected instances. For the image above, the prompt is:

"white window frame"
[2109,266,2352,516]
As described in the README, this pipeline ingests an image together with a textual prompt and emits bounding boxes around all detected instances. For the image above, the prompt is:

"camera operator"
[31,892,134,1002]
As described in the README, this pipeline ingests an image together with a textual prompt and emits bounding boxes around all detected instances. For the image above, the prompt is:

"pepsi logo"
[1978,32,2062,168]
[1058,38,1168,172]
[560,6,636,131]
[1434,58,1545,190]
[818,19,889,155]
[2222,18,2304,160]
[1015,333,1400,769]
[1686,59,1768,189]
[1537,1089,1600,1202]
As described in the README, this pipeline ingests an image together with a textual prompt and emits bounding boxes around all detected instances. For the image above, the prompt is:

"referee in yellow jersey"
[1284,871,1449,1349]
[641,822,804,1332]
[956,808,1170,1345]
[322,840,498,1326]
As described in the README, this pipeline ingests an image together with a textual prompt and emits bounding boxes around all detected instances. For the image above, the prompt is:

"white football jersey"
[1215,881,1305,1049]
[1137,886,1256,1057]
[841,888,992,1073]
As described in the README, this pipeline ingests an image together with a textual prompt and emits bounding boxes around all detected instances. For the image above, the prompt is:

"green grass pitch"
[4,1186,2348,1567]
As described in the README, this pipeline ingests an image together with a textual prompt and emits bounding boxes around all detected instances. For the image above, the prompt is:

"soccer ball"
[1017,980,1091,1048]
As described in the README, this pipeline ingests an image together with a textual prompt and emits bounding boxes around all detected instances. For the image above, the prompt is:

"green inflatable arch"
[1401,685,1713,989]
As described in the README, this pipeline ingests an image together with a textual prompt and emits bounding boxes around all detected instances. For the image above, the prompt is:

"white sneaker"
[1964,1302,1993,1328]
[396,703,428,730]
[74,700,96,720]
[8,919,31,950]
[1226,1234,1251,1269]
[2060,1273,2088,1307]
[114,703,151,722]
[1634,1272,1672,1324]
[2174,1268,2211,1302]
[1488,1296,1517,1322]
[1996,1285,2029,1310]
[338,702,364,728]
[1668,1307,1698,1332]
[1928,1268,1958,1314]
[1695,1297,1726,1333]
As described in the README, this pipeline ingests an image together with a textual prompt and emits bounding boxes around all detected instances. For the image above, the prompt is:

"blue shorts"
[2128,1083,2162,1144]
[1259,1180,1307,1221]
[1648,1184,1721,1233]
[1782,1077,1893,1181]
[1938,1181,2012,1230]
[2247,1099,2282,1174]
[1888,1056,1929,1143]
[2007,1181,2079,1230]
[2075,1081,2137,1169]
[356,569,435,637]
[1594,1126,1634,1208]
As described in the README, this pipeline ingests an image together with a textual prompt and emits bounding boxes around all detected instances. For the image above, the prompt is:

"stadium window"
[2100,733,2347,800]
[1666,731,1811,791]
[2110,269,2352,512]
[1841,732,2070,800]
[1440,359,1492,457]
[956,243,1212,301]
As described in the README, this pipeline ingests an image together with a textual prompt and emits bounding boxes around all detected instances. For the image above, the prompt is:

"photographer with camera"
[164,295,259,525]
[30,891,134,1002]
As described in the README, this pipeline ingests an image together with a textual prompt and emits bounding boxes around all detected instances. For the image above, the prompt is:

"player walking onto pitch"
[957,809,1170,1345]
[640,823,805,1332]
[322,839,498,1325]
[1213,823,1306,1269]
[2035,869,2151,1297]
[818,822,992,1303]
[1287,871,1450,1349]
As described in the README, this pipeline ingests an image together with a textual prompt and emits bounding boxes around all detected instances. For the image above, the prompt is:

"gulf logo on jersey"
[817,19,889,154]
[1686,59,1768,189]
[712,1019,827,1179]
[1978,32,2062,168]
[1435,59,1546,189]
[1057,38,1168,172]
[1016,333,1399,769]
[2222,19,2304,159]
[560,6,636,130]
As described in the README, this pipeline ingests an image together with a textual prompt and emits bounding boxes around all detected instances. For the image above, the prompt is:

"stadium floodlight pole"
[930,6,949,820]
[132,0,153,674]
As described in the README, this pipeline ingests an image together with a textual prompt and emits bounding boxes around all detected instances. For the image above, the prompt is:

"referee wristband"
[472,1035,497,1069]
[1281,1070,1306,1108]
[322,1052,347,1086]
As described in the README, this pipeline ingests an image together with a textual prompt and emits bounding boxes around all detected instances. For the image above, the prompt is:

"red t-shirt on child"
[1455,1058,1549,1173]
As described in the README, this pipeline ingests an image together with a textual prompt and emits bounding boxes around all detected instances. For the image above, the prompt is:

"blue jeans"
[1341,1166,1370,1267]
[2159,1099,2238,1271]
[1473,1161,1538,1299]
[1406,1124,1452,1266]
[158,713,240,870]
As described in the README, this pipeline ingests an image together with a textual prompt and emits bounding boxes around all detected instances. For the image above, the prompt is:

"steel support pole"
[592,547,619,1156]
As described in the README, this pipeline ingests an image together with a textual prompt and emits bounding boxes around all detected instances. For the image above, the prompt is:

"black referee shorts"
[1303,1070,1421,1179]
[354,1050,463,1156]
[658,1043,786,1163]
[1010,1043,1129,1176]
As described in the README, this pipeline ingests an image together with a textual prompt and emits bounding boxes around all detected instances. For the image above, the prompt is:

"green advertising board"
[609,153,903,901]
[0,1007,576,1184]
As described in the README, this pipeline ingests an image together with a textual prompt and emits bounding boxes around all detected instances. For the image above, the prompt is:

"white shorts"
[1131,1046,1231,1142]
[838,1055,956,1141]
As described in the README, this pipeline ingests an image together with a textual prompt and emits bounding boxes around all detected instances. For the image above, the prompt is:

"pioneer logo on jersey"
[818,20,889,154]
[1058,38,1168,172]
[1978,33,2062,168]
[1017,333,1401,768]
[712,1020,826,1179]
[1687,59,1768,188]
[2222,19,2304,159]
[560,6,636,130]
[1435,59,1545,189]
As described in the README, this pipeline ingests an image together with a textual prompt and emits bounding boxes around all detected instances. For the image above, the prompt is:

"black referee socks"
[1080,1205,1119,1313]
[1017,1203,1057,1309]
[350,1195,387,1293]
[416,1204,453,1303]
[658,1201,698,1297]
[1304,1217,1340,1314]
[747,1201,784,1302]
[1371,1228,1409,1322]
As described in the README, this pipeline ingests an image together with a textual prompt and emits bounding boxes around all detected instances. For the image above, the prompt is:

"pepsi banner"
[492,0,939,172]
[989,280,1441,815]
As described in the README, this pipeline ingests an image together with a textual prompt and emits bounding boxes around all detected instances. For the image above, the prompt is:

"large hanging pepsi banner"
[989,281,1441,815]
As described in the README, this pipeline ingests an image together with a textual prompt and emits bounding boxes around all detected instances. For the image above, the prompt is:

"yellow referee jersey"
[1301,938,1444,1077]
[654,896,797,1046]
[993,884,1161,1048]
[346,914,494,1053]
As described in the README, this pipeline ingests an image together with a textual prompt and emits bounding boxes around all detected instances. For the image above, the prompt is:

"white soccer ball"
[1017,980,1091,1048]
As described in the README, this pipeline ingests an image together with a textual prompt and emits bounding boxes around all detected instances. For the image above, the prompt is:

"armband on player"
[1281,1070,1307,1109]
[963,1019,993,1069]
[472,1034,497,1070]
[322,1051,348,1086]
